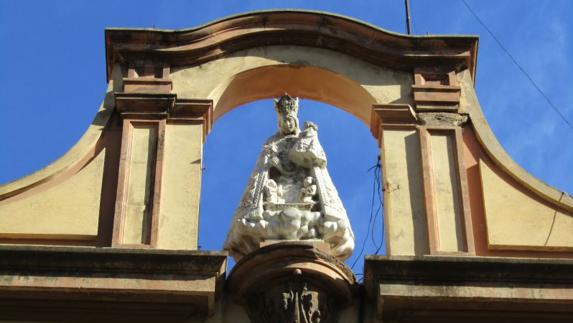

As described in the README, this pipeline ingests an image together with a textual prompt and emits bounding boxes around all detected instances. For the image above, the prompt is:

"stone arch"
[210,64,377,124]
[0,10,571,260]
[170,45,401,123]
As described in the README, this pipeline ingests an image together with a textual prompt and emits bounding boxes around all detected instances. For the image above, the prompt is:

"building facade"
[0,10,572,322]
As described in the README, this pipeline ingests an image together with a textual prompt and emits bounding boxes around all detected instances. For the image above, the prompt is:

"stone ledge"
[0,245,227,322]
[364,255,573,321]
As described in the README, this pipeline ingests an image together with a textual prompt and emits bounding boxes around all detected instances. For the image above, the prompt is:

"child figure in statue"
[224,94,354,261]
[299,176,317,203]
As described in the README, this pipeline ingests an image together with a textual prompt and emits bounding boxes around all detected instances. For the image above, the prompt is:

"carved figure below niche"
[224,94,354,260]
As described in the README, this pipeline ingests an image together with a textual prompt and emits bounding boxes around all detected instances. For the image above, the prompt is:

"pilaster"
[371,90,475,256]
[370,104,428,256]
[112,65,212,249]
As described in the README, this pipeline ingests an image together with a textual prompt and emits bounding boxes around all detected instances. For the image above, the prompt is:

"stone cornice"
[0,245,227,274]
[365,256,573,319]
[370,104,417,141]
[365,255,573,285]
[0,246,227,320]
[105,10,478,81]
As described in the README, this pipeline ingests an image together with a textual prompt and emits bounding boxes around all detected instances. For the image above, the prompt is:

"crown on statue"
[274,93,299,118]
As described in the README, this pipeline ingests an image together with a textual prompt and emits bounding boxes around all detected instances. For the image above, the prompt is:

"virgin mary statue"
[224,94,354,261]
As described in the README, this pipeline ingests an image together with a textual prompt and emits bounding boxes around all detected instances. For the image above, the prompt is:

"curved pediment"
[105,10,478,81]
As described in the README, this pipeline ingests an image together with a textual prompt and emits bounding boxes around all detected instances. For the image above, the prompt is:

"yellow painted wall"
[158,123,204,249]
[481,161,573,250]
[0,149,105,240]
[382,129,428,255]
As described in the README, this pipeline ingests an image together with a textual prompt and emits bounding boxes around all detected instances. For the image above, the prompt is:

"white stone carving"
[224,94,354,260]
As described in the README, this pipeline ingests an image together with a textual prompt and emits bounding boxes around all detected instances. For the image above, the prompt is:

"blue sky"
[1,1,572,275]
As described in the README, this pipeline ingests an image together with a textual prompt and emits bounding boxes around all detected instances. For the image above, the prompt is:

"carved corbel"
[228,242,356,323]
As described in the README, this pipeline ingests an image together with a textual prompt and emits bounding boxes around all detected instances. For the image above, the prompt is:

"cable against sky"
[461,0,573,132]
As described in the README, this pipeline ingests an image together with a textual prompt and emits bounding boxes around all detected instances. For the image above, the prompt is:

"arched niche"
[0,10,572,260]
[198,98,382,270]
[165,45,418,256]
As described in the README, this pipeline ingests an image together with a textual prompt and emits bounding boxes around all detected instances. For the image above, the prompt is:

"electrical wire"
[461,0,573,131]
[350,161,378,270]
[374,165,386,255]
[370,160,384,250]
[351,157,385,270]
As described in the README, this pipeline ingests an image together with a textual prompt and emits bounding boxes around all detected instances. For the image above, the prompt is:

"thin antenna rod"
[404,0,412,34]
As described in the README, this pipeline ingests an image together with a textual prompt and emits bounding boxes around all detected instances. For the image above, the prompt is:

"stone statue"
[224,94,354,260]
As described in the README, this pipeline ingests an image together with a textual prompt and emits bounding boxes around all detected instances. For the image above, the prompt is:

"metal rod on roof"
[405,0,412,34]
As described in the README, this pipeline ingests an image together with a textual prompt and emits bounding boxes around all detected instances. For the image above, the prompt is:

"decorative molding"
[365,256,573,320]
[418,126,474,255]
[105,11,478,82]
[115,92,176,119]
[228,242,356,323]
[412,67,461,111]
[417,112,468,127]
[247,269,330,323]
[0,245,227,320]
[122,62,172,94]
[123,78,172,94]
[115,93,213,130]
[112,119,165,248]
[169,98,214,138]
[370,104,417,140]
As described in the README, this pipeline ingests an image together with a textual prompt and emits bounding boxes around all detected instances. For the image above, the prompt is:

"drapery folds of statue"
[225,94,354,260]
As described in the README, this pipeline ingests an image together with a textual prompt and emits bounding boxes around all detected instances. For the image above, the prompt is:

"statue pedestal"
[228,241,356,323]
[259,239,331,254]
